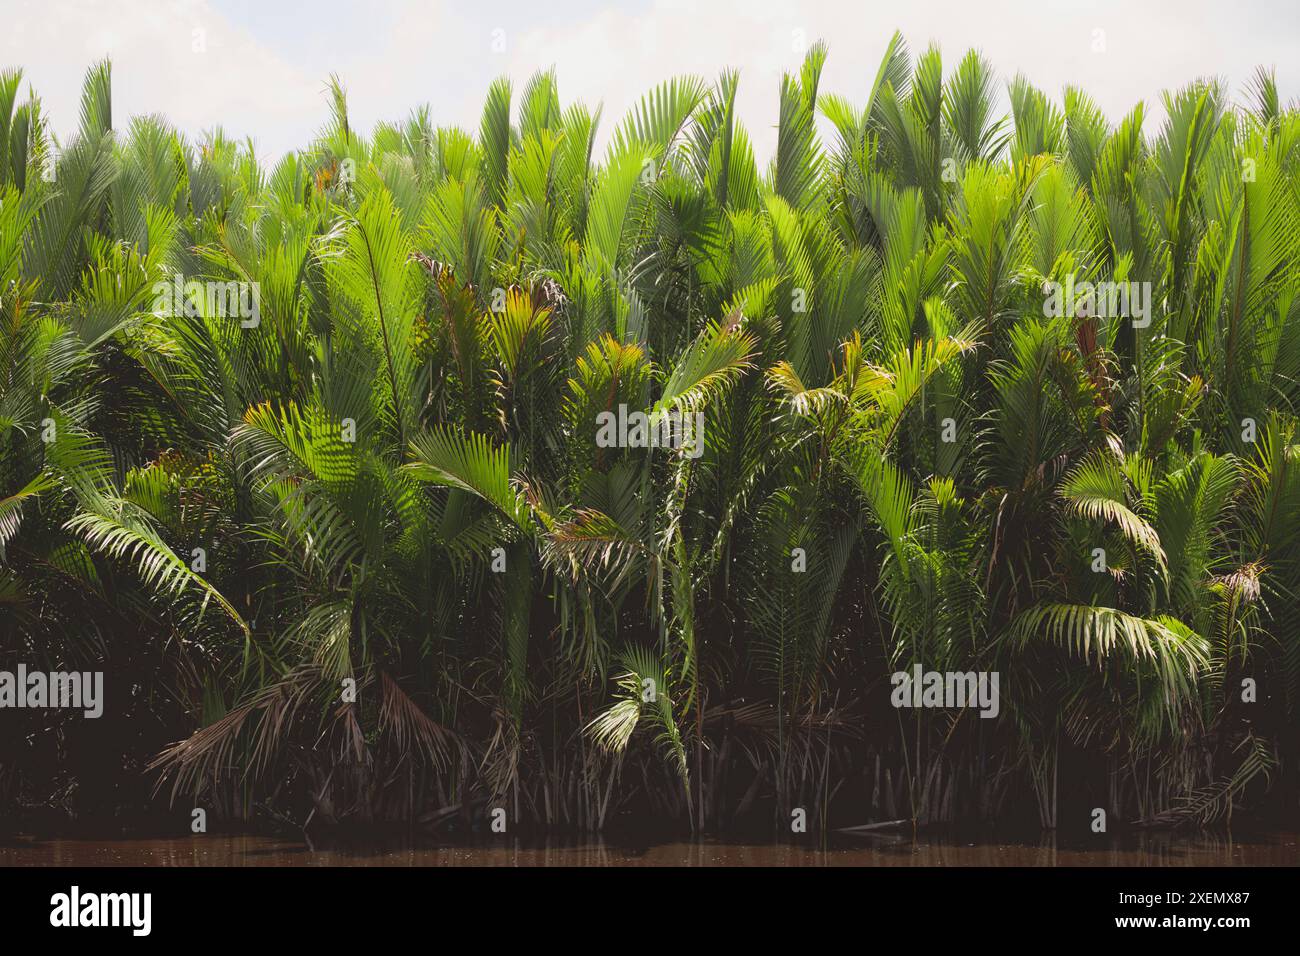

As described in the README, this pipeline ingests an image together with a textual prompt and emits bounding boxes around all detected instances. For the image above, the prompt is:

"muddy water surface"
[3,831,1297,866]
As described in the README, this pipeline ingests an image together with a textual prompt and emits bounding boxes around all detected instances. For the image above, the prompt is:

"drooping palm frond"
[1061,450,1167,568]
[405,426,529,529]
[1008,603,1209,703]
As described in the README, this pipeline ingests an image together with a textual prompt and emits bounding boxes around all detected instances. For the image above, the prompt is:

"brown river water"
[2,831,1297,866]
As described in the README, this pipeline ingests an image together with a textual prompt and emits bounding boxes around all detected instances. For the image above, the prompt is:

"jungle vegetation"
[1,33,1298,837]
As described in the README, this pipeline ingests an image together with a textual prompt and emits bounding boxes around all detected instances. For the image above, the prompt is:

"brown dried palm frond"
[149,665,330,802]
[478,708,522,800]
[377,669,463,772]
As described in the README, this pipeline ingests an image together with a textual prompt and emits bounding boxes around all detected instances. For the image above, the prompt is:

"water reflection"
[2,830,1297,866]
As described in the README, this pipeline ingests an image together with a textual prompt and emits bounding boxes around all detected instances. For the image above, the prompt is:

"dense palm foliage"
[2,35,1298,836]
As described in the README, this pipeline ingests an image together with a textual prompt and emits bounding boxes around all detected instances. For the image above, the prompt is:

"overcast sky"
[5,0,1298,164]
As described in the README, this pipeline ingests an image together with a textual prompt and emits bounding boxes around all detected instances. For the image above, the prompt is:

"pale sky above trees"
[7,0,1298,161]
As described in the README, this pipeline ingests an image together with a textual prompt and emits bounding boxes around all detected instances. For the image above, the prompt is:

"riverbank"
[3,831,1298,867]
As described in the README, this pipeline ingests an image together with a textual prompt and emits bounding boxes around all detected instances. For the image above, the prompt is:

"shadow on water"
[2,829,1298,866]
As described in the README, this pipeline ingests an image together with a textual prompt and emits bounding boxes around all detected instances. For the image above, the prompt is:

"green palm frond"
[405,426,529,529]
[1061,450,1167,568]
[1009,603,1209,701]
